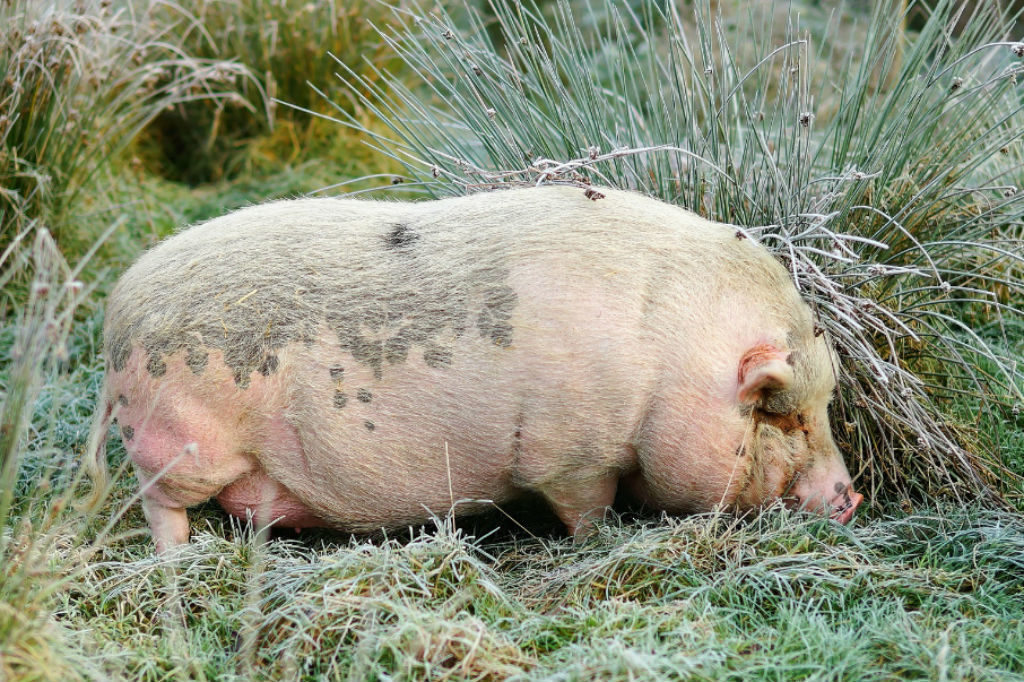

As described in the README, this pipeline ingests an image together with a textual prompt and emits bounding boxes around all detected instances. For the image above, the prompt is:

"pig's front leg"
[541,473,619,537]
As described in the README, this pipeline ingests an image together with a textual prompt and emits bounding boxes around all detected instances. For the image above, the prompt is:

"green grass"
[135,0,405,185]
[1,0,1023,680]
[27,503,1024,681]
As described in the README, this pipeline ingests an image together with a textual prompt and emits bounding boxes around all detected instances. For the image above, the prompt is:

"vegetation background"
[1,0,1022,680]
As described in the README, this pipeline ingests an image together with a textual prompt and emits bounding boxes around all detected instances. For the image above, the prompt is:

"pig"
[86,185,863,551]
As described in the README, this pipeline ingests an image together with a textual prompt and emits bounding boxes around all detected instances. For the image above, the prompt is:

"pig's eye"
[762,390,797,415]
[753,408,805,433]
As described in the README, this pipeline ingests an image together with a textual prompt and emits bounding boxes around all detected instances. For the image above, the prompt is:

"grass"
[0,0,251,264]
[32,506,1024,680]
[0,0,1023,680]
[0,0,400,276]
[136,0,406,185]
[1,227,96,682]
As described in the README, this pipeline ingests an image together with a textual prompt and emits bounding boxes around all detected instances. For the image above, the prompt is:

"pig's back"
[105,185,793,391]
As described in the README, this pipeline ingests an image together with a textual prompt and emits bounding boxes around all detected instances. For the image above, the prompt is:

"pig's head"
[731,335,863,524]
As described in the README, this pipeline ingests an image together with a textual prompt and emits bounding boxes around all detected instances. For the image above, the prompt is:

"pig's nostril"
[830,490,863,524]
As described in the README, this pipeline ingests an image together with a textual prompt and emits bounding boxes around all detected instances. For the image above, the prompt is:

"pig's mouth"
[778,475,863,525]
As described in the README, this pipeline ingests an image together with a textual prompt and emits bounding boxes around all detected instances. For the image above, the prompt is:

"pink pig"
[87,186,862,551]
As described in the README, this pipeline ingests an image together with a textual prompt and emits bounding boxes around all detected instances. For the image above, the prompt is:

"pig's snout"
[787,474,863,525]
[828,484,863,525]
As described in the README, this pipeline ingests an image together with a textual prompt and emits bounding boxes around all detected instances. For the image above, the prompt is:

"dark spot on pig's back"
[483,284,517,318]
[233,368,251,389]
[225,343,266,387]
[108,338,129,373]
[117,394,129,407]
[106,207,521,386]
[384,223,419,250]
[478,315,514,348]
[364,420,375,431]
[333,390,348,408]
[330,366,344,381]
[357,388,372,403]
[476,284,517,347]
[424,347,453,368]
[121,424,135,441]
[258,354,279,376]
[344,335,384,380]
[384,335,410,365]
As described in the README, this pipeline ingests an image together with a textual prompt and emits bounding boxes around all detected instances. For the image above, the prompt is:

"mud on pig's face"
[732,338,863,524]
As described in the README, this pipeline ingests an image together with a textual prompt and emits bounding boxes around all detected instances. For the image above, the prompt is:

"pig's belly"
[270,409,522,530]
[244,364,521,529]
[216,473,327,528]
[260,343,578,527]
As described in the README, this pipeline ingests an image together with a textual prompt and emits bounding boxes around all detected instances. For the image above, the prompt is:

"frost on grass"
[0,0,252,256]
[57,508,1024,681]
[1,228,96,682]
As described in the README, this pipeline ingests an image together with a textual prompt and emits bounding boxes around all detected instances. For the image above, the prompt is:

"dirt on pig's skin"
[89,185,862,552]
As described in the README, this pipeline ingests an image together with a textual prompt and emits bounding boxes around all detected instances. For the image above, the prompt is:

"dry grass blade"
[1,226,92,682]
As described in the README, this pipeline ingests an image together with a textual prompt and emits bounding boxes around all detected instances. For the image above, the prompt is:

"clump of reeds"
[327,0,1024,508]
[0,0,247,261]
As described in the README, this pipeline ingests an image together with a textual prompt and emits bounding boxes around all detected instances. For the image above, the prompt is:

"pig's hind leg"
[136,469,191,553]
[120,399,256,553]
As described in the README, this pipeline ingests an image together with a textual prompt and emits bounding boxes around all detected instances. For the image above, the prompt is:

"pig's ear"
[737,344,795,405]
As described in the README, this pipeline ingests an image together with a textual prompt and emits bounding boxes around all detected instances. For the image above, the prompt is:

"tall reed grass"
[327,0,1024,507]
[0,226,95,682]
[0,0,248,264]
